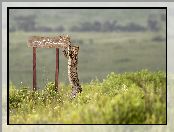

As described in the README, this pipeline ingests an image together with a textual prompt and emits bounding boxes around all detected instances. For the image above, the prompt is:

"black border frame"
[7,7,167,125]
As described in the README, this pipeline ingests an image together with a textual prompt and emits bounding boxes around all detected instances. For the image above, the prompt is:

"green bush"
[9,70,166,124]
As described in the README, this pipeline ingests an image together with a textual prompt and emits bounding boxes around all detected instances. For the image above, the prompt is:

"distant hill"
[9,9,166,32]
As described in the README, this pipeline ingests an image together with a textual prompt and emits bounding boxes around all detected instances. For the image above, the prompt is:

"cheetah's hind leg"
[70,86,82,99]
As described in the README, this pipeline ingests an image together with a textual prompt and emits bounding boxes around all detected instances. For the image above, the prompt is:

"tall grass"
[9,70,166,124]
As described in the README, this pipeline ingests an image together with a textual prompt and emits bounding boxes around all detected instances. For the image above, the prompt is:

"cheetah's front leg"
[62,49,68,59]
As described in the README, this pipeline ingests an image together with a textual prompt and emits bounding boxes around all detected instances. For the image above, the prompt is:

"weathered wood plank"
[28,35,71,48]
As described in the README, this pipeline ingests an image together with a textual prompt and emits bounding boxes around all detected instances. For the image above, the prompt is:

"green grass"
[9,31,166,88]
[9,70,166,124]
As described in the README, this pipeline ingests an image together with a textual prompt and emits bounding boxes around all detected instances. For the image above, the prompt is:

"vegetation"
[9,70,166,124]
[8,9,166,125]
[9,9,166,32]
[9,31,166,88]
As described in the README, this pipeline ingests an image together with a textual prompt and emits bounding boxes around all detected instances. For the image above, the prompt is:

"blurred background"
[9,9,166,88]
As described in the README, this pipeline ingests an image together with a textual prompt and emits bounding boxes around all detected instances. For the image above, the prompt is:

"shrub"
[9,70,166,124]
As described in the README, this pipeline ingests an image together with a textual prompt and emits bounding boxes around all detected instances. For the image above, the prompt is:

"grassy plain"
[9,31,166,88]
[8,9,167,125]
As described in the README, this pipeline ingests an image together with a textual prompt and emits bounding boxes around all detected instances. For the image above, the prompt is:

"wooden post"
[33,47,37,91]
[28,35,70,91]
[55,48,59,91]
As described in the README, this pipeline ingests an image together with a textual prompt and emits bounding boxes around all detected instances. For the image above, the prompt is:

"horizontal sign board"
[28,35,71,48]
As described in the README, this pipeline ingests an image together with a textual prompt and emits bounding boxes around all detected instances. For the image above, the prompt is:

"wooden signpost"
[33,47,36,91]
[27,35,71,91]
[55,48,59,91]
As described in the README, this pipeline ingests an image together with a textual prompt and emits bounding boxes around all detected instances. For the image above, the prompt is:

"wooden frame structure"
[27,35,71,91]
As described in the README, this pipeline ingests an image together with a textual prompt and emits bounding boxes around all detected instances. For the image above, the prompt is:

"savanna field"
[9,70,166,124]
[8,9,166,125]
[9,9,166,88]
